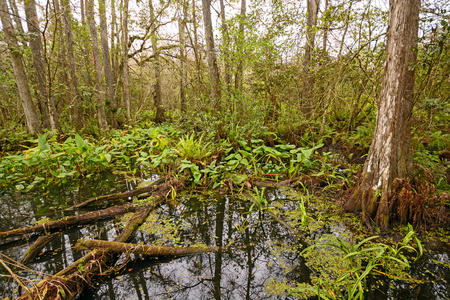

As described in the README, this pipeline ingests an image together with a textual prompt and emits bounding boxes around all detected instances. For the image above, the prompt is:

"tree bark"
[0,203,140,241]
[25,0,61,132]
[178,3,187,113]
[86,0,108,130]
[122,0,131,121]
[99,0,117,128]
[61,0,86,129]
[75,239,214,256]
[344,0,420,231]
[219,0,231,93]
[71,176,170,209]
[0,0,42,135]
[7,0,26,46]
[149,0,165,123]
[201,0,221,111]
[20,232,61,264]
[301,0,319,118]
[234,0,246,91]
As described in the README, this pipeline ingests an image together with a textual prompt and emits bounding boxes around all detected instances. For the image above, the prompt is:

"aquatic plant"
[291,224,423,300]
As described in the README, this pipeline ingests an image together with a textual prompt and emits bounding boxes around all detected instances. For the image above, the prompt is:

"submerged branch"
[19,232,61,264]
[70,176,168,209]
[75,239,215,257]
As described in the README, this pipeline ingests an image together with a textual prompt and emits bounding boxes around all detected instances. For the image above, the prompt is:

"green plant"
[248,187,268,213]
[176,133,212,160]
[292,224,423,299]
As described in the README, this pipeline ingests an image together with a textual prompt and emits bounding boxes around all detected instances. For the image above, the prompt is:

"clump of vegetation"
[289,225,423,299]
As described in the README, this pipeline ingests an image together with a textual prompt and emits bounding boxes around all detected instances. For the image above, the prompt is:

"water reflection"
[0,172,449,300]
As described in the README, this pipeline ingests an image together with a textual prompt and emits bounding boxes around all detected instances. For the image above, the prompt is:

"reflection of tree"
[213,197,225,299]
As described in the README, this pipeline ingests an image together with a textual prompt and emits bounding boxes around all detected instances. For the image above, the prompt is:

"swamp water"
[0,172,449,300]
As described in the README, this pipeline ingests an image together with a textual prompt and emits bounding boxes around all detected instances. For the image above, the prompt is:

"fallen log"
[75,239,215,257]
[71,176,168,209]
[19,232,61,264]
[16,202,158,300]
[0,203,139,241]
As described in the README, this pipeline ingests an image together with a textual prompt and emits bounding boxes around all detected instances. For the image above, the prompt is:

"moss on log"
[75,239,214,257]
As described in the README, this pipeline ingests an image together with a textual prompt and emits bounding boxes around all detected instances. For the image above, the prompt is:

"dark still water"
[0,172,449,299]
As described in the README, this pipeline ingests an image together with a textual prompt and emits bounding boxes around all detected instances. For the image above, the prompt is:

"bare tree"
[344,0,421,231]
[0,0,42,134]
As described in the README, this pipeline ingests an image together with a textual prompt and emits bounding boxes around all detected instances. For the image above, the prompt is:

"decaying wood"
[0,203,139,241]
[277,176,325,188]
[19,232,60,264]
[16,203,158,300]
[75,239,214,257]
[71,176,168,209]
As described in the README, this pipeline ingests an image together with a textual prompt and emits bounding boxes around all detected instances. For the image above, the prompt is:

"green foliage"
[291,224,423,300]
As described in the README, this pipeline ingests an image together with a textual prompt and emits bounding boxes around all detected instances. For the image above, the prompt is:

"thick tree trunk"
[25,0,61,132]
[75,239,214,256]
[122,0,131,121]
[0,0,42,135]
[149,0,165,123]
[301,0,319,118]
[201,0,221,111]
[86,0,108,130]
[61,0,86,129]
[344,0,420,231]
[99,0,117,127]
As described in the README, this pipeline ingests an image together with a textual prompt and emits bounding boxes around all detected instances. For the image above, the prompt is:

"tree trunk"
[25,0,61,132]
[344,0,420,232]
[7,0,26,46]
[75,239,214,256]
[80,0,86,23]
[86,0,108,130]
[219,0,231,93]
[201,0,221,111]
[122,0,131,121]
[191,0,203,99]
[234,0,246,91]
[61,0,86,129]
[99,0,117,128]
[149,0,165,123]
[301,0,319,118]
[178,9,187,113]
[0,0,42,135]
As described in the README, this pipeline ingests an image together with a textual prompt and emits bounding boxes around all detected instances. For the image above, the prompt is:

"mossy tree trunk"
[344,0,421,232]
